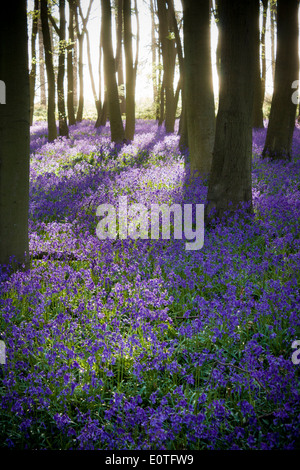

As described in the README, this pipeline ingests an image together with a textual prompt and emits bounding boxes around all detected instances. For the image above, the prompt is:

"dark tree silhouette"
[0,0,30,268]
[182,0,215,176]
[206,0,257,221]
[263,0,299,160]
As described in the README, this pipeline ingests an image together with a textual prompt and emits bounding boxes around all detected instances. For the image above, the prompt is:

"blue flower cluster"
[0,119,299,449]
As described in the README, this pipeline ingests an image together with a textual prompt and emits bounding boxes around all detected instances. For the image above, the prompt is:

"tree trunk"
[261,0,268,107]
[270,1,276,86]
[38,16,47,107]
[157,0,176,133]
[150,0,158,117]
[206,0,257,222]
[29,0,39,126]
[123,0,136,141]
[73,25,78,109]
[76,31,84,122]
[115,0,126,115]
[262,0,299,160]
[252,0,264,128]
[41,0,57,141]
[57,0,69,137]
[101,0,125,143]
[0,0,30,269]
[67,1,76,125]
[182,0,215,177]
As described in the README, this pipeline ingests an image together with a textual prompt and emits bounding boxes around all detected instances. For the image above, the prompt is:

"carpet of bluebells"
[0,119,299,450]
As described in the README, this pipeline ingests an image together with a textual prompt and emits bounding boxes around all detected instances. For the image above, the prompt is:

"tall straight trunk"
[101,0,125,143]
[167,0,184,139]
[261,0,268,106]
[123,0,136,141]
[95,17,104,127]
[73,26,78,109]
[157,0,177,133]
[182,0,215,176]
[270,1,276,86]
[38,16,47,106]
[263,0,299,160]
[29,0,39,126]
[215,0,221,87]
[67,1,76,125]
[150,0,158,117]
[41,0,57,141]
[0,0,30,268]
[57,0,69,137]
[206,0,257,221]
[115,0,126,115]
[76,31,84,122]
[157,43,163,123]
[252,0,264,128]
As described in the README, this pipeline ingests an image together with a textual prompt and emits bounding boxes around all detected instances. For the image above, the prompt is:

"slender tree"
[115,0,126,115]
[49,0,69,137]
[74,0,94,122]
[41,0,57,141]
[270,0,276,85]
[123,0,137,141]
[67,0,76,125]
[150,0,159,118]
[157,0,177,133]
[38,16,47,106]
[206,0,257,221]
[261,0,268,105]
[0,0,30,268]
[182,0,215,176]
[29,0,39,126]
[252,0,264,128]
[263,0,299,160]
[101,0,125,142]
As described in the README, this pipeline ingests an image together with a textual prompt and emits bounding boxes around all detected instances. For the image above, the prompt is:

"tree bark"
[57,0,69,137]
[150,0,158,117]
[41,0,57,141]
[270,1,276,86]
[252,0,264,128]
[206,0,257,222]
[115,0,126,115]
[67,1,76,125]
[123,0,136,141]
[261,0,268,106]
[157,0,177,133]
[182,0,215,176]
[38,16,47,107]
[29,0,39,126]
[0,0,30,269]
[101,0,125,143]
[262,0,299,160]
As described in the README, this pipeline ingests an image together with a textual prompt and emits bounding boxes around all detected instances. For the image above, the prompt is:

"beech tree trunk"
[182,0,215,176]
[38,16,46,107]
[101,0,125,143]
[261,0,268,106]
[0,0,30,269]
[123,0,136,141]
[115,0,126,115]
[157,0,177,133]
[263,0,299,160]
[270,1,276,86]
[57,0,69,137]
[150,0,158,118]
[29,0,39,126]
[67,1,76,125]
[41,0,57,141]
[206,0,257,221]
[252,0,264,128]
